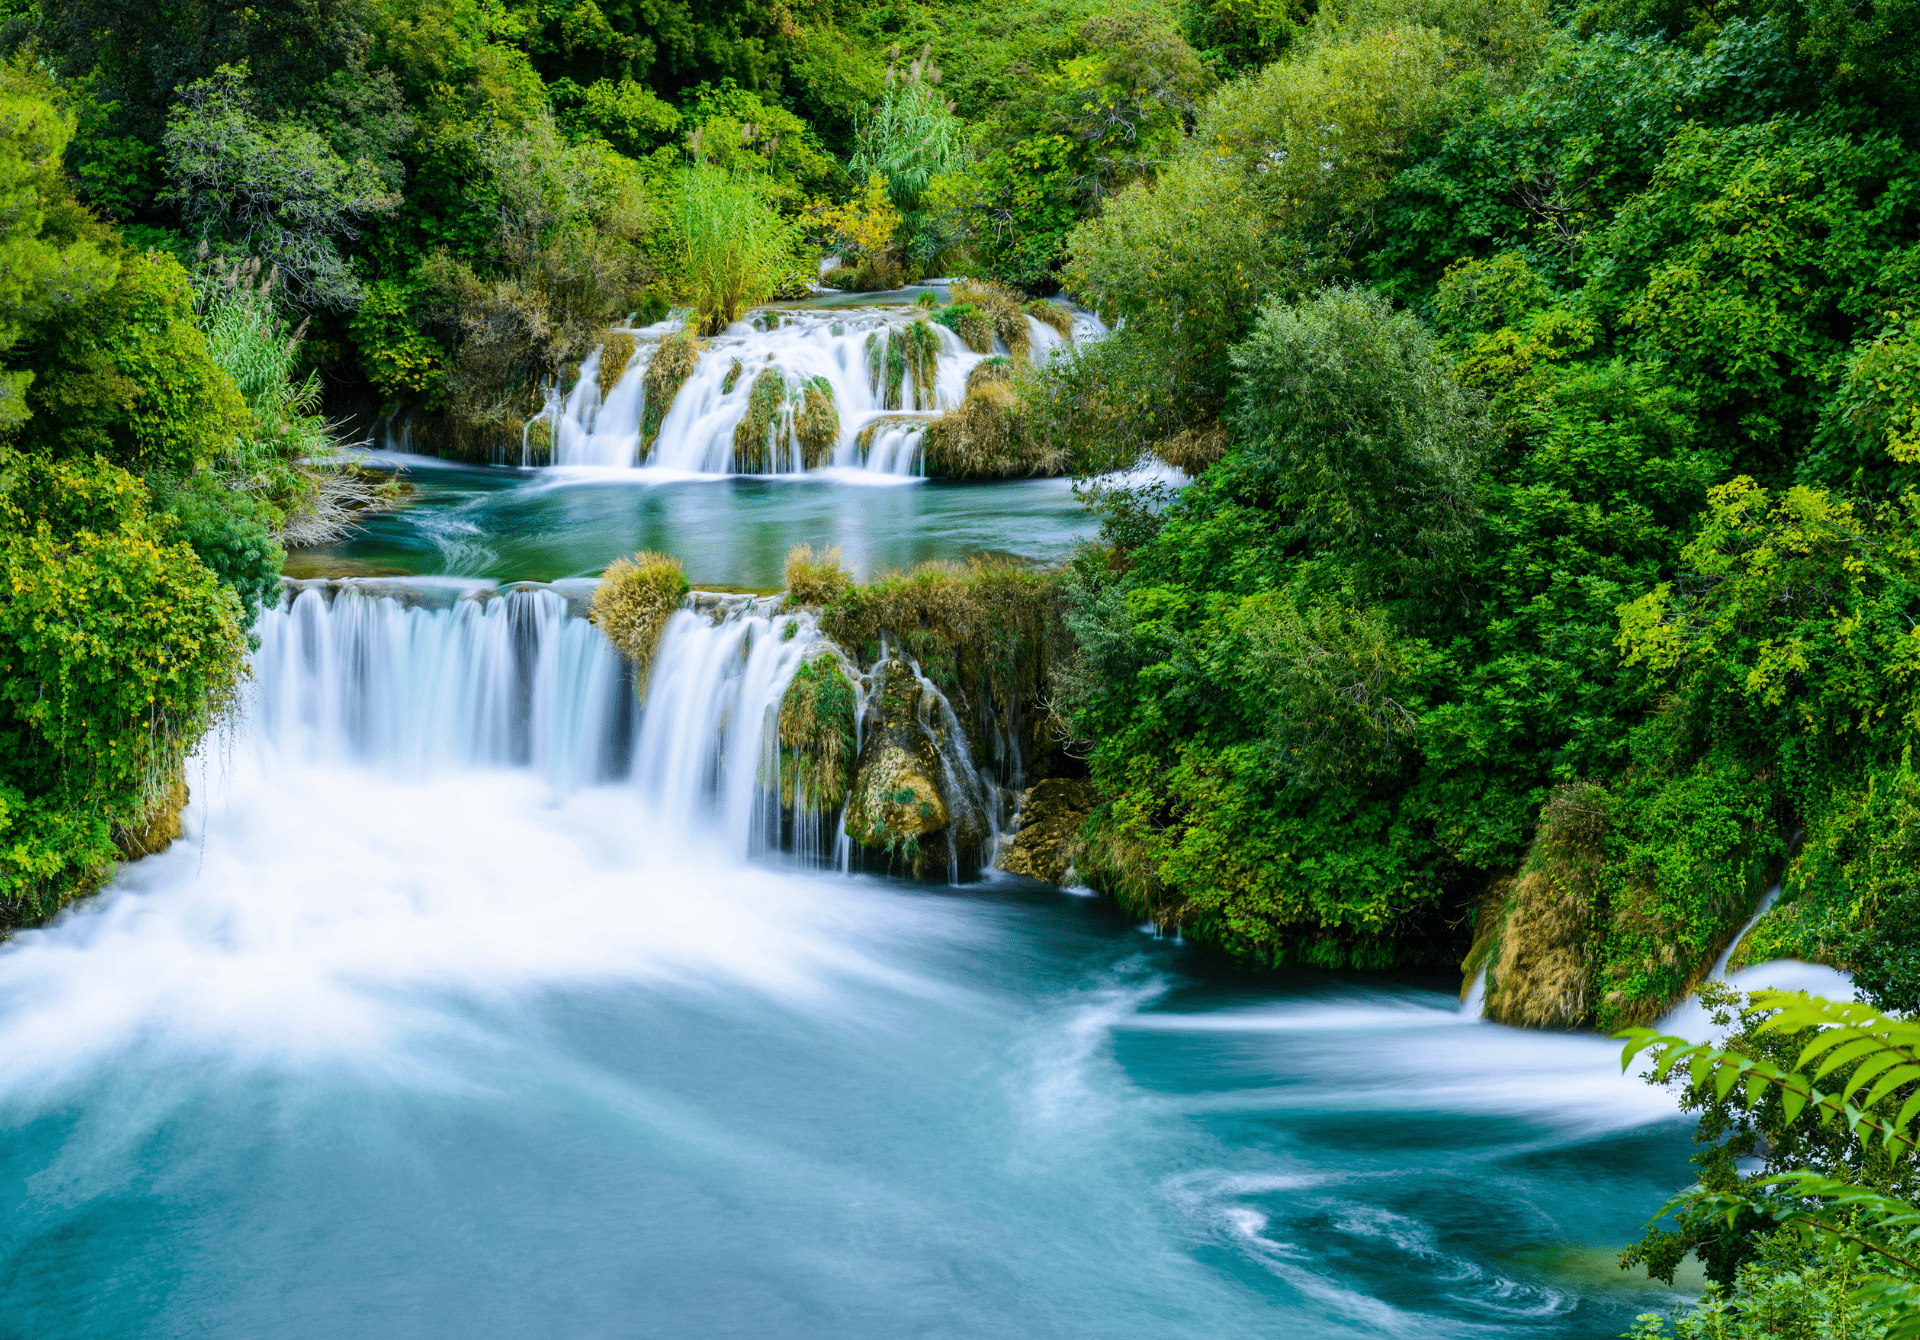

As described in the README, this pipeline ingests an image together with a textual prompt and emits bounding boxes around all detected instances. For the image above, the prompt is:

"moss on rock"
[777,651,858,813]
[640,329,703,455]
[597,332,636,399]
[1480,783,1611,1030]
[112,779,189,860]
[843,661,956,875]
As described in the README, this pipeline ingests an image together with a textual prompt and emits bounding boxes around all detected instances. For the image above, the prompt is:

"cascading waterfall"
[534,302,1097,476]
[259,580,823,861]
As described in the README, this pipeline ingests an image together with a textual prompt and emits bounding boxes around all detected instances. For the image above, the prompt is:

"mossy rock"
[1000,779,1097,885]
[844,659,988,878]
[640,330,703,455]
[598,332,637,399]
[112,779,189,860]
[776,649,858,812]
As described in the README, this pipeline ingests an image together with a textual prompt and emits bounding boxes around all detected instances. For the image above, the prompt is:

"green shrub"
[591,550,690,677]
[784,543,851,605]
[0,452,248,930]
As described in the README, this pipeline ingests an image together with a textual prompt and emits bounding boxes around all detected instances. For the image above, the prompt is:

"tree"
[0,65,118,432]
[161,65,400,309]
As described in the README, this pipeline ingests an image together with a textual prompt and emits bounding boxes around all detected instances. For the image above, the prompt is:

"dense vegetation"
[5,0,1920,1321]
[1038,0,1920,1042]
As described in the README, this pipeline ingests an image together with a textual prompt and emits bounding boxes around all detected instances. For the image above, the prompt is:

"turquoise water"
[0,468,1706,1339]
[292,453,1100,586]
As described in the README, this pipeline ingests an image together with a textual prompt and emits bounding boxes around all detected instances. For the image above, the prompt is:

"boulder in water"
[999,779,1096,885]
[844,661,965,875]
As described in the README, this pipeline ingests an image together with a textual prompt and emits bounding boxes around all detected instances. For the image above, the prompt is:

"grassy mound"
[776,651,859,812]
[784,543,852,606]
[866,321,942,410]
[923,368,1064,478]
[934,302,993,354]
[735,373,840,471]
[639,330,703,455]
[1156,423,1229,474]
[591,550,690,680]
[1025,301,1072,338]
[597,332,636,399]
[823,557,1071,784]
[950,279,1033,359]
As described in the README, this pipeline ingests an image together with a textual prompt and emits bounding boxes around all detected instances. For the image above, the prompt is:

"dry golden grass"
[784,543,852,605]
[1025,300,1072,338]
[592,550,690,677]
[1156,423,1230,475]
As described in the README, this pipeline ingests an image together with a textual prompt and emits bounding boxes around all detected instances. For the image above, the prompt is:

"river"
[0,305,1743,1338]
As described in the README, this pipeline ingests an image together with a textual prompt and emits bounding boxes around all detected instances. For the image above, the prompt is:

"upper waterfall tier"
[537,302,1096,476]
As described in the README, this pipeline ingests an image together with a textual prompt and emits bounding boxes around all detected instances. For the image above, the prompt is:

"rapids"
[0,576,1746,1338]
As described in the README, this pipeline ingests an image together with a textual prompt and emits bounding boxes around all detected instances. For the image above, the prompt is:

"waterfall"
[257,580,820,860]
[535,302,1097,476]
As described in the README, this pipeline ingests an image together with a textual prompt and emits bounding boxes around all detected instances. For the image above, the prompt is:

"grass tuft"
[640,329,703,454]
[592,550,690,681]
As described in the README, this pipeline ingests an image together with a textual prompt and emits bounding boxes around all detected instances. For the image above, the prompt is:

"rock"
[844,660,982,876]
[1000,779,1097,885]
[848,660,998,875]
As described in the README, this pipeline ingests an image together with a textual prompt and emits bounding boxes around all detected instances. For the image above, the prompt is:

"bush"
[784,543,851,605]
[670,164,805,334]
[591,550,689,675]
[0,452,248,929]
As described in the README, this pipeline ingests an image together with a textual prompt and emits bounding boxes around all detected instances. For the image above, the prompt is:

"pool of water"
[0,754,1701,1339]
[292,453,1100,586]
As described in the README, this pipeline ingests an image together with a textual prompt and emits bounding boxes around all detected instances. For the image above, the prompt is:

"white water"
[538,303,1095,476]
[260,580,822,859]
[0,575,1707,1339]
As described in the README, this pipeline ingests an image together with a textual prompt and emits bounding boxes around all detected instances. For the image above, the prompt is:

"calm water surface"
[291,452,1100,586]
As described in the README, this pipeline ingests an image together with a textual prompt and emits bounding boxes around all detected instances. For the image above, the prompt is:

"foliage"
[784,542,851,606]
[1618,989,1920,1337]
[0,451,247,928]
[668,163,803,335]
[849,66,967,211]
[0,66,119,432]
[819,172,901,262]
[161,66,400,309]
[591,549,688,675]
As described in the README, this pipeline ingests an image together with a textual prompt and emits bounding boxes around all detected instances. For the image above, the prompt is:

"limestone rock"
[1000,779,1096,885]
[844,662,951,870]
